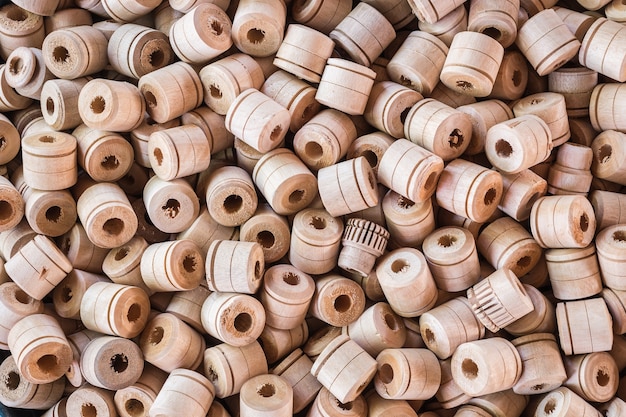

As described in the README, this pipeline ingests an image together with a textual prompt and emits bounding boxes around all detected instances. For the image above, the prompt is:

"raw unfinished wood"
[374,347,441,400]
[201,291,265,346]
[46,8,93,34]
[548,67,597,118]
[457,99,513,156]
[0,282,43,350]
[466,389,528,417]
[42,25,108,79]
[73,124,134,182]
[150,369,215,417]
[176,205,237,255]
[148,124,211,181]
[140,239,204,292]
[383,191,435,248]
[80,335,144,390]
[101,0,161,22]
[467,0,519,47]
[102,236,151,295]
[0,65,33,111]
[130,116,180,169]
[512,92,570,147]
[58,223,108,273]
[563,351,619,403]
[5,47,53,100]
[0,4,44,61]
[338,218,389,277]
[52,269,108,320]
[489,50,528,101]
[40,78,88,131]
[418,5,467,47]
[316,58,376,116]
[240,374,293,417]
[164,283,210,333]
[291,0,351,34]
[205,240,264,294]
[344,302,406,357]
[596,224,626,291]
[205,165,258,227]
[591,129,626,185]
[239,204,290,263]
[346,132,395,177]
[504,284,555,336]
[66,386,117,417]
[0,355,65,410]
[271,348,322,413]
[498,169,547,222]
[556,297,614,355]
[511,333,567,395]
[181,106,234,156]
[231,0,286,58]
[113,363,167,417]
[364,81,423,139]
[545,245,603,300]
[579,18,626,82]
[143,175,200,234]
[406,0,468,24]
[308,274,366,327]
[436,358,472,409]
[21,131,77,191]
[362,0,415,29]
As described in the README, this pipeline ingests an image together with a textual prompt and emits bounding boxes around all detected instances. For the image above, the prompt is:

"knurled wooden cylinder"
[201,291,266,346]
[253,148,318,216]
[513,92,570,147]
[376,247,438,318]
[338,218,389,278]
[101,0,161,22]
[311,334,377,403]
[231,0,286,58]
[260,264,315,330]
[21,131,77,191]
[364,81,423,139]
[139,312,205,373]
[240,373,293,417]
[113,363,167,417]
[535,387,606,417]
[151,369,215,417]
[0,282,43,350]
[419,297,485,360]
[436,158,503,223]
[140,239,204,292]
[596,224,626,291]
[181,106,234,156]
[205,239,264,294]
[511,333,567,395]
[168,3,232,64]
[40,78,88,131]
[557,297,614,355]
[0,355,65,410]
[546,245,602,300]
[529,195,596,249]
[450,337,522,397]
[406,0,467,24]
[467,0,518,48]
[591,129,626,185]
[307,387,368,417]
[291,0,352,35]
[346,132,394,177]
[418,5,467,47]
[8,313,72,384]
[308,274,366,327]
[374,347,441,401]
[316,58,376,116]
[80,335,144,391]
[579,18,626,82]
[80,281,150,338]
[148,125,210,181]
[343,302,406,357]
[41,25,107,79]
[143,175,200,234]
[203,340,268,398]
[205,165,257,227]
[383,191,435,248]
[58,223,108,273]
[467,267,534,332]
[52,269,108,320]
[271,348,322,413]
[563,351,619,403]
[239,204,290,264]
[504,284,556,336]
[548,67,597,118]
[73,124,134,183]
[498,169,547,222]
[515,8,581,76]
[5,47,53,100]
[273,24,334,84]
[422,226,481,292]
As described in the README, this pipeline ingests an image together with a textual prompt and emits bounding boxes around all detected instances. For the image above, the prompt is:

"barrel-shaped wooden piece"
[596,224,626,291]
[308,387,368,417]
[344,302,406,357]
[364,81,423,139]
[239,204,290,264]
[563,351,619,403]
[80,335,144,391]
[231,0,286,58]
[338,218,389,278]
[316,58,376,116]
[0,355,65,410]
[65,386,117,417]
[42,25,108,79]
[374,348,440,402]
[406,0,468,24]
[140,239,204,292]
[417,5,467,47]
[468,0,519,47]
[240,373,293,417]
[205,239,264,294]
[113,363,167,417]
[291,0,352,35]
[0,282,43,350]
[308,274,366,328]
[535,387,607,417]
[52,269,108,320]
[498,169,547,222]
[511,333,567,395]
[181,106,234,156]
[5,47,53,100]
[548,67,597,118]
[271,348,321,413]
[546,245,603,300]
[505,284,556,336]
[148,124,210,181]
[273,24,334,83]
[579,18,626,82]
[591,129,626,185]
[143,175,200,234]
[100,0,161,23]
[151,369,215,417]
[21,131,77,191]
[513,92,570,147]
[557,297,614,355]
[201,291,265,346]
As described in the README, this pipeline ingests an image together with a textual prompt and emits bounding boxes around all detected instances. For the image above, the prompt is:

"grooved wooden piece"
[150,369,215,417]
[579,18,626,82]
[418,5,467,47]
[101,0,161,22]
[366,391,419,417]
[240,373,293,417]
[201,291,265,346]
[504,284,556,336]
[205,165,258,227]
[548,67,597,118]
[181,106,234,156]
[58,223,108,273]
[545,245,602,300]
[66,386,117,417]
[21,131,77,191]
[346,132,394,177]
[406,0,468,24]
[52,269,108,320]
[272,348,321,413]
[468,0,519,47]
[374,348,441,400]
[316,58,376,116]
[457,99,513,156]
[80,335,144,390]
[140,239,204,292]
[591,129,626,185]
[498,169,547,222]
[42,25,108,79]
[338,218,389,277]
[489,50,528,101]
[143,175,200,234]
[308,274,365,327]
[5,47,53,101]
[513,92,570,147]
[40,78,88,131]
[344,302,406,357]
[0,282,43,350]
[435,358,471,409]
[364,81,423,139]
[511,333,567,395]
[563,351,619,403]
[591,191,626,231]
[382,190,435,248]
[0,64,33,111]
[113,363,167,417]
[556,297,614,355]
[176,205,237,255]
[205,239,264,294]
[148,124,211,181]
[0,355,65,410]
[596,224,626,291]
[363,0,415,29]
[231,0,286,58]
[239,204,290,263]
[73,124,134,183]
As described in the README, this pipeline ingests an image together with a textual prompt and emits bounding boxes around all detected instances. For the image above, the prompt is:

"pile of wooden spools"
[0,0,625,416]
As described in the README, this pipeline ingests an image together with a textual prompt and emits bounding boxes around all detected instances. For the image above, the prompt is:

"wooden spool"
[599,398,626,417]
[374,348,440,401]
[606,0,626,21]
[418,5,467,47]
[100,0,161,22]
[362,0,414,29]
[308,387,367,417]
[563,352,619,403]
[383,192,435,249]
[102,236,151,295]
[8,313,72,384]
[591,129,626,185]
[557,297,614,355]
[0,174,23,234]
[176,206,237,256]
[78,79,145,132]
[422,226,481,292]
[0,355,65,410]
[343,302,406,357]
[467,389,529,417]
[143,175,200,234]
[0,282,43,349]
[545,245,602,300]
[548,67,597,118]
[450,337,522,397]
[515,8,581,76]
[138,62,203,124]
[181,106,234,156]
[240,204,290,264]
[311,334,377,403]
[338,218,389,277]
[201,291,265,346]
[80,282,150,338]
[504,284,556,336]
[260,322,310,364]
[52,269,108,320]
[140,239,204,292]
[46,8,94,34]
[436,158,503,223]
[41,25,107,79]
[66,386,117,417]
[579,18,626,82]
[346,132,394,177]
[590,83,626,133]
[252,148,318,216]
[376,247,438,318]
[0,64,33,112]
[130,116,180,169]
[596,224,626,291]
[151,369,215,417]
[316,58,376,116]
[467,0,518,48]
[73,124,134,183]
[512,92,570,147]
[0,113,19,166]
[457,99,512,156]
[291,0,351,35]
[308,275,365,327]
[529,195,596,249]
[80,335,144,390]
[454,405,492,417]
[0,4,45,61]
[205,165,257,227]
[231,0,286,58]
[467,268,534,332]
[364,81,423,139]
[260,264,315,330]
[406,0,468,24]
[165,283,210,333]
[498,169,547,222]
[205,240,264,294]
[5,47,53,100]
[58,223,108,273]
[511,333,567,395]
[148,124,211,181]
[273,24,334,84]
[436,358,471,409]
[489,50,528,101]
[289,208,343,275]
[240,374,293,417]
[40,78,88,131]
[303,326,342,362]
[114,364,167,417]
[65,329,99,387]
[21,131,77,191]
[139,312,205,373]
[271,348,322,413]
[419,296,485,360]
[440,31,504,97]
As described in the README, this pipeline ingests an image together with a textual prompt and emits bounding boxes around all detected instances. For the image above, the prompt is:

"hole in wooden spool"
[223,194,243,214]
[0,136,5,151]
[368,171,376,189]
[81,403,97,417]
[462,358,479,379]
[110,354,128,373]
[90,96,105,114]
[544,398,557,414]
[597,368,610,386]
[379,363,394,384]
[383,313,398,330]
[399,75,414,88]
[496,139,513,157]
[39,135,56,143]
[257,383,276,397]
[8,57,22,75]
[398,196,414,209]
[531,383,545,391]
[283,272,300,286]
[115,247,129,261]
[127,303,141,322]
[512,70,522,87]
[234,312,253,332]
[103,218,124,236]
[45,205,62,223]
[210,84,222,98]
[183,255,197,273]
[149,326,164,345]
[125,399,144,417]
[448,128,464,148]
[257,230,275,249]
[148,49,165,67]
[438,234,457,247]
[517,256,532,268]
[37,354,58,374]
[336,399,353,410]
[484,188,497,206]
[456,80,473,90]
[483,27,502,40]
[144,90,157,108]
[162,199,180,218]
[254,260,261,278]
[304,141,323,160]
[613,230,626,242]
[424,327,435,344]
[208,19,223,36]
[101,155,119,170]
[45,97,55,115]
[5,371,19,390]
[289,189,304,204]
[6,7,27,21]
[309,216,326,230]
[361,150,378,168]
[14,289,30,304]
[579,213,589,232]
[333,294,352,313]
[206,365,218,382]
[400,106,411,125]
[247,28,265,44]
[598,144,612,164]
[270,125,282,142]
[391,259,409,273]
[61,286,72,303]
[0,200,13,222]
[153,148,163,166]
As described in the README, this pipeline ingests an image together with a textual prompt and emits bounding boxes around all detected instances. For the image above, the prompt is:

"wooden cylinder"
[181,106,234,156]
[140,239,204,292]
[450,337,522,397]
[363,0,414,29]
[78,79,145,132]
[52,269,108,320]
[591,129,626,185]
[239,204,290,263]
[504,284,556,336]
[307,387,368,417]
[590,83,626,133]
[151,369,215,417]
[41,25,107,79]
[205,240,264,294]
[436,358,471,409]
[489,50,528,101]
[164,283,210,333]
[0,64,33,112]
[457,99,512,156]
[599,397,626,417]
[176,205,237,256]
[596,224,626,291]
[591,190,626,232]
[46,8,94,34]
[73,124,134,183]
[272,348,322,413]
[383,191,435,248]
[40,78,88,131]
[148,125,210,181]
[374,348,441,400]
[130,116,180,169]
[201,291,265,346]
[80,335,144,391]
[515,8,581,76]
[316,58,376,116]
[311,334,377,403]
[100,0,161,22]
[545,245,602,300]
[346,132,394,177]
[0,4,44,61]
[417,5,467,48]
[21,131,77,191]
[498,169,547,223]
[240,374,292,417]
[529,195,596,249]
[291,0,352,35]
[343,302,405,357]
[535,387,607,417]
[113,364,167,417]
[308,274,366,327]
[143,175,200,233]
[205,165,258,227]
[0,355,65,410]
[406,0,468,24]
[512,92,570,147]
[563,351,619,403]
[58,223,108,273]
[467,0,518,48]
[548,67,597,118]
[579,18,626,82]
[260,320,309,365]
[5,47,53,101]
[376,247,438,318]
[0,175,23,234]
[511,333,567,395]
[102,236,151,295]
[0,282,43,350]
[231,0,286,57]
[436,159,503,223]
[556,298,614,355]
[66,386,116,417]
[364,81,423,139]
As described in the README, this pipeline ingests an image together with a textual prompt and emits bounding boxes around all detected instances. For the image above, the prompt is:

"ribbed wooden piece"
[513,92,570,147]
[240,374,293,417]
[545,245,602,300]
[511,333,567,395]
[201,291,265,346]
[0,282,43,350]
[316,58,376,116]
[181,106,234,155]
[205,240,263,294]
[382,191,435,248]
[113,363,167,417]
[42,25,107,79]
[231,0,286,58]
[21,131,77,191]
[406,0,468,24]
[78,79,145,132]
[150,369,215,417]
[52,269,108,320]
[143,175,200,234]
[272,348,322,413]
[140,239,204,292]
[591,129,626,185]
[556,298,614,355]
[563,351,619,403]
[498,169,547,222]
[0,355,65,410]
[596,224,626,291]
[273,24,334,83]
[418,5,467,47]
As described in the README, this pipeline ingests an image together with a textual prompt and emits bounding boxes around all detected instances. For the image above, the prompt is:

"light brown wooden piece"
[143,175,200,234]
[579,18,626,82]
[272,348,322,413]
[467,0,519,47]
[338,218,389,277]
[346,132,394,177]
[231,0,286,58]
[489,50,528,101]
[590,83,626,133]
[545,245,602,300]
[100,0,161,22]
[511,333,567,395]
[383,191,435,248]
[80,335,144,391]
[205,240,263,294]
[406,0,468,24]
[5,47,53,101]
[596,224,626,291]
[366,391,419,417]
[0,355,65,410]
[66,386,117,417]
[418,5,467,47]
[40,78,88,131]
[0,5,44,61]
[363,0,415,29]
[239,204,290,263]
[563,351,619,403]
[590,190,626,231]
[0,174,23,234]
[307,387,367,417]
[466,389,528,417]
[58,223,108,273]
[606,0,626,21]
[148,125,211,181]
[504,284,555,336]
[308,274,365,327]
[240,373,293,417]
[436,358,472,409]
[45,8,93,34]
[182,106,234,156]
[42,25,107,79]
[52,269,108,320]
[102,236,151,295]
[140,239,204,293]
[374,348,441,400]
[0,282,43,350]
[556,297,614,355]
[114,363,167,417]
[498,169,547,222]
[130,116,180,169]
[73,124,134,183]
[0,65,32,111]
[21,131,77,191]
[457,99,512,156]
[205,165,258,227]
[261,322,308,365]
[150,369,215,417]
[599,397,626,417]
[591,129,626,185]
[513,92,570,147]
[165,283,210,334]
[176,205,237,256]
[548,67,597,118]
[343,302,406,357]
[364,81,423,139]
[316,58,376,116]
[201,291,265,346]
[291,0,352,35]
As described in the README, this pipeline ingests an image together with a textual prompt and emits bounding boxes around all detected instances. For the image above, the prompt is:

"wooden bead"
[548,67,597,118]
[239,204,290,263]
[338,218,389,278]
[529,195,596,249]
[308,387,367,417]
[311,334,377,403]
[102,236,151,295]
[0,355,65,410]
[308,274,366,327]
[205,240,263,294]
[201,291,265,346]
[606,0,626,21]
[5,47,53,100]
[78,79,145,132]
[151,369,215,417]
[21,131,77,191]
[100,0,161,22]
[376,247,438,318]
[383,191,435,248]
[181,106,234,156]
[591,129,626,185]
[0,174,24,234]
[139,312,205,373]
[8,313,72,384]
[0,5,44,61]
[505,284,556,336]
[450,337,522,397]
[140,239,204,292]
[240,374,292,417]
[80,335,144,390]
[498,169,547,222]
[591,191,626,232]
[563,352,618,403]
[114,363,167,417]
[199,53,265,115]
[66,386,117,417]
[435,358,471,409]
[557,297,613,355]
[272,348,321,413]
[596,224,626,291]
[40,78,88,131]
[511,333,567,395]
[489,50,528,101]
[0,282,43,350]
[422,227,481,292]
[109,21,172,76]
[515,8,581,76]
[293,108,356,170]
[590,83,626,133]
[148,125,210,181]
[346,132,394,178]
[579,18,626,82]
[65,329,100,387]
[364,81,423,139]
[262,323,309,364]
[42,25,107,79]
[176,205,237,256]
[273,24,334,84]
[436,159,503,223]
[204,340,268,398]
[231,0,286,58]
[406,0,468,25]
[253,148,318,216]
[343,302,406,357]
[80,282,150,338]
[467,0,518,48]
[58,223,108,273]
[419,297,485,360]
[418,5,467,47]
[374,348,441,401]
[52,269,108,320]
[316,58,376,116]
[545,245,602,300]
[45,8,94,34]
[457,100,512,156]
[0,65,33,112]
[467,268,534,332]
[512,92,570,147]
[143,175,200,234]
[291,0,351,35]
[205,165,257,227]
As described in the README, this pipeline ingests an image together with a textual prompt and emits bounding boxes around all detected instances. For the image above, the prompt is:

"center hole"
[162,199,180,218]
[361,150,378,168]
[257,383,276,397]
[144,91,157,108]
[0,201,13,221]
[90,96,105,114]
[270,125,282,142]
[39,135,56,143]
[304,141,323,160]
[110,354,128,373]
[115,247,129,261]
[5,371,19,390]
[517,256,531,268]
[61,286,72,303]
[544,398,557,414]
[438,234,457,247]
[101,155,120,170]
[153,148,163,165]
[148,49,164,67]
[247,28,265,44]
[579,213,589,232]
[484,188,497,206]
[456,80,473,90]
[234,312,253,332]
[379,363,394,384]
[103,218,124,236]
[127,303,141,322]
[283,272,300,285]
[53,46,69,63]
[125,399,144,417]
[149,326,164,345]
[496,139,513,157]
[512,70,522,87]
[210,84,222,98]
[37,355,58,374]
[14,289,30,304]
[399,75,413,88]
[224,194,243,214]
[183,255,197,273]
[424,327,435,344]
[256,230,275,248]
[448,128,464,148]
[483,26,502,40]
[6,7,27,21]
[81,403,97,417]
[391,259,409,273]
[462,358,479,379]
[598,144,612,163]
[209,19,223,35]
[8,57,22,75]
[309,216,326,229]
[383,313,398,330]
[596,368,610,386]
[289,189,304,204]
[613,230,626,242]
[333,294,351,313]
